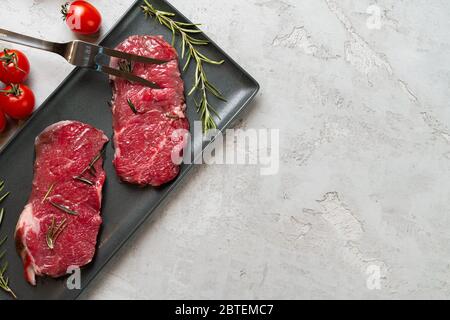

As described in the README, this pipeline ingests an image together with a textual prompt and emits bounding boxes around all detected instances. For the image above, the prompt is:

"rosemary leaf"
[127,98,138,114]
[0,192,10,204]
[178,27,203,34]
[0,208,3,226]
[50,201,78,216]
[165,113,180,120]
[0,236,7,248]
[42,183,55,203]
[205,81,226,101]
[176,22,202,27]
[74,176,94,186]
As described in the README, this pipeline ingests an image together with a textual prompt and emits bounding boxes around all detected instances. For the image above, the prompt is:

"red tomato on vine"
[0,84,35,120]
[61,1,102,35]
[0,49,30,84]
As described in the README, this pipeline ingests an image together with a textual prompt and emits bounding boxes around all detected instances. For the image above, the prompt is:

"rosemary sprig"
[127,98,138,114]
[141,0,225,132]
[0,262,17,299]
[46,217,68,250]
[50,201,78,216]
[0,180,16,299]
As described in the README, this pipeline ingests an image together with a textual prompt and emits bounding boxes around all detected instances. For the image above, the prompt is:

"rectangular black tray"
[0,0,259,300]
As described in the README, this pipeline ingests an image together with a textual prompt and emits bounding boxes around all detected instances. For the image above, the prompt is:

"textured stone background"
[1,0,450,299]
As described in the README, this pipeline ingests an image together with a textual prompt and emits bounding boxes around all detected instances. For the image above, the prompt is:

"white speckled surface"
[1,0,450,299]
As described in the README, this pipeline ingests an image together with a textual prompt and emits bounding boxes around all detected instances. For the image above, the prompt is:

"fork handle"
[0,28,63,54]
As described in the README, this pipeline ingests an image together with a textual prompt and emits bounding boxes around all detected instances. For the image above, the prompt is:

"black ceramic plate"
[0,0,259,300]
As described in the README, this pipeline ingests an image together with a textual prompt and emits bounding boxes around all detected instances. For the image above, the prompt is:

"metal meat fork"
[0,28,168,89]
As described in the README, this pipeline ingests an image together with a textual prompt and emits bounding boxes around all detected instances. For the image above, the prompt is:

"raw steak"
[15,121,108,285]
[110,35,189,186]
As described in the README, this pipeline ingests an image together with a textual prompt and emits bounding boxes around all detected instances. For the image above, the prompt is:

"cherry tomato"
[61,1,102,35]
[0,111,6,133]
[0,49,31,84]
[0,84,35,120]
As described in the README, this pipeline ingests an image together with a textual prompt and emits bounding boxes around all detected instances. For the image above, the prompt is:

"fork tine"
[101,47,168,65]
[98,65,161,89]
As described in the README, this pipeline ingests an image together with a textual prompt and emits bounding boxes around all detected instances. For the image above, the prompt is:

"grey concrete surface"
[1,0,449,299]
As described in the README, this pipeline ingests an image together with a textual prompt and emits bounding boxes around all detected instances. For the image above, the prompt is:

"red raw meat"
[15,121,108,285]
[110,35,189,186]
